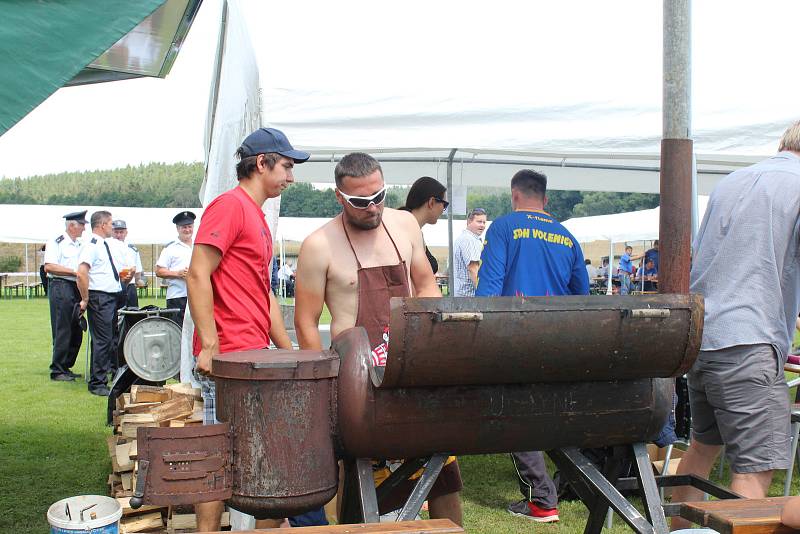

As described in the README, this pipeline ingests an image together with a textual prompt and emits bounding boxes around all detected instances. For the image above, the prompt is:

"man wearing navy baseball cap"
[187,127,320,531]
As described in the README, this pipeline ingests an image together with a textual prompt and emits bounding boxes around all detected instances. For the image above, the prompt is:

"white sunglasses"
[338,187,387,209]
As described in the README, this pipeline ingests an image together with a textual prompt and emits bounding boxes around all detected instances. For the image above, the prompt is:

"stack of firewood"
[107,384,229,532]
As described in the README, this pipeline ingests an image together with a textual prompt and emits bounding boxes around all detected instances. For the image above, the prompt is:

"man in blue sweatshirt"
[476,169,589,522]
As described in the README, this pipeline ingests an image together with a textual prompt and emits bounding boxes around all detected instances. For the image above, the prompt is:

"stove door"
[131,423,232,507]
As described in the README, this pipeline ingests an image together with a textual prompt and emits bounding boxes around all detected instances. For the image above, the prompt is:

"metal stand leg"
[785,421,800,496]
[341,455,447,524]
[396,454,447,522]
[356,459,380,523]
[633,442,669,533]
[549,447,658,534]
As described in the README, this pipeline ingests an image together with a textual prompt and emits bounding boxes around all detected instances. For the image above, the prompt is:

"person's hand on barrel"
[196,338,219,375]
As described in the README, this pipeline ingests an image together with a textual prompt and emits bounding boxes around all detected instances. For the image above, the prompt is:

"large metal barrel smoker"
[131,293,702,529]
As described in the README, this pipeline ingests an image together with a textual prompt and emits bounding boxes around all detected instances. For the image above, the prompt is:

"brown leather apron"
[342,218,410,356]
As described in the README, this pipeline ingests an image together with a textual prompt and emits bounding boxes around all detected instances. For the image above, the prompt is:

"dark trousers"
[48,279,83,377]
[511,451,558,509]
[88,290,117,391]
[125,283,139,308]
[167,296,188,329]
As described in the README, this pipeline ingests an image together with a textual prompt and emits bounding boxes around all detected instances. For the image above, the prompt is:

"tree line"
[0,162,659,221]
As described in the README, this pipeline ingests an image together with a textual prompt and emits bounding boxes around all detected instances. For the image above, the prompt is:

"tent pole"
[660,0,692,294]
[606,240,613,295]
[691,152,699,238]
[25,243,29,300]
[446,149,457,294]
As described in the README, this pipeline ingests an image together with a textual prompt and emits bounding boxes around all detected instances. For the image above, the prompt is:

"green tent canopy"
[0,0,166,136]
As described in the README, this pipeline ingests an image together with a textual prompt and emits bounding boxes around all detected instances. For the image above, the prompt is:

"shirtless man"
[294,152,463,525]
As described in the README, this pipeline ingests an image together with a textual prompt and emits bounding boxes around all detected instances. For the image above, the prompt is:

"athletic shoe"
[507,499,560,523]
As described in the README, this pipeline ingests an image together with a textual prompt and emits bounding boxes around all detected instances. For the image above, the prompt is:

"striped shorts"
[193,370,219,425]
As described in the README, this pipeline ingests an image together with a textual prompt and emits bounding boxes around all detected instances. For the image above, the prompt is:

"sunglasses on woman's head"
[338,187,387,209]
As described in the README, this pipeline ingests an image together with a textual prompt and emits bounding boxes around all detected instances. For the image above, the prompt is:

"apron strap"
[341,216,363,269]
[341,217,404,268]
[383,221,403,264]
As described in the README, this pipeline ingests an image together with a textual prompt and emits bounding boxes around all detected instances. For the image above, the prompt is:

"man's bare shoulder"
[301,216,343,255]
[383,208,419,235]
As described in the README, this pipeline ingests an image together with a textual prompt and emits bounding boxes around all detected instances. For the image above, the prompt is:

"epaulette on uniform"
[55,235,64,244]
[128,244,139,253]
[91,238,97,244]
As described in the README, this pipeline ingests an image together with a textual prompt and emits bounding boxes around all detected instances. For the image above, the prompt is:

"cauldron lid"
[124,316,182,381]
[212,349,339,380]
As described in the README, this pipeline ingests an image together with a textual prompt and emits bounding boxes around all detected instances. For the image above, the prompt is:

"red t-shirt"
[192,186,273,356]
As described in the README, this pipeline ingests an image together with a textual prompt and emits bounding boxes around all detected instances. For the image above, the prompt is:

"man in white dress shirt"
[77,211,132,396]
[44,210,87,381]
[156,211,195,328]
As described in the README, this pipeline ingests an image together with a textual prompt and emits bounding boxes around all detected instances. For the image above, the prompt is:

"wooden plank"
[115,441,135,471]
[128,439,138,460]
[115,497,164,516]
[131,385,172,403]
[120,511,163,533]
[120,472,133,492]
[120,413,156,424]
[123,401,161,414]
[203,519,464,534]
[151,395,194,423]
[166,382,202,400]
[681,497,795,534]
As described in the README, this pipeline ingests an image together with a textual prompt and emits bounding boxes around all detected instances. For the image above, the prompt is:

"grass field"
[0,296,797,533]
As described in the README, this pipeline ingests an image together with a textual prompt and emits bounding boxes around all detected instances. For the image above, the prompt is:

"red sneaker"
[507,499,560,523]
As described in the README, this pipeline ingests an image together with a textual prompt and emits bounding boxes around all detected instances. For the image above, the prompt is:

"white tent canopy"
[562,197,709,244]
[235,0,797,195]
[0,205,205,244]
[0,204,477,249]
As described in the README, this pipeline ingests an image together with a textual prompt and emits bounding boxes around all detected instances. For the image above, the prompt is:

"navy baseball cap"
[238,128,310,163]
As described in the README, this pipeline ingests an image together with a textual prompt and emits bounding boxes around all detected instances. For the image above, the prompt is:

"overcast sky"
[0,0,797,180]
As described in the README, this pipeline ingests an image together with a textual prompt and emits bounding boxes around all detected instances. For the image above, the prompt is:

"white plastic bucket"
[47,495,122,534]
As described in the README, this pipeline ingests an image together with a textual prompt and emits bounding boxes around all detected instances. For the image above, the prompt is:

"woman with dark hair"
[399,176,448,273]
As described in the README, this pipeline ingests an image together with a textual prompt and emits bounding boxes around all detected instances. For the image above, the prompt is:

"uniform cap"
[172,211,196,226]
[64,210,88,224]
[238,127,310,163]
[112,219,127,230]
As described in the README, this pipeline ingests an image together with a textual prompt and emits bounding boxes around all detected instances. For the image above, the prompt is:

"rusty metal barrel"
[335,327,673,459]
[213,350,339,518]
[374,294,703,388]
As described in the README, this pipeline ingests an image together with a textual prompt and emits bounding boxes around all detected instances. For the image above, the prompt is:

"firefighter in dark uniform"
[77,211,132,396]
[44,210,88,381]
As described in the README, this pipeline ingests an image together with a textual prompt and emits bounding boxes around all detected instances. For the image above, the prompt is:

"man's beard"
[345,210,382,231]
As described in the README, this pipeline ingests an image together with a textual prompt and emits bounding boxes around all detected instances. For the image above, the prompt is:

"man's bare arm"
[294,234,328,350]
[269,292,293,349]
[44,263,77,278]
[405,215,440,298]
[187,244,222,375]
[467,261,480,288]
[156,266,188,280]
[76,263,90,311]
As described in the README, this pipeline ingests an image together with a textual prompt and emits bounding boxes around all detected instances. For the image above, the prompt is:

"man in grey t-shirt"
[671,121,800,525]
